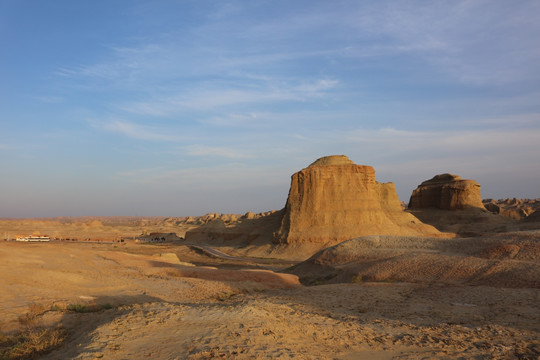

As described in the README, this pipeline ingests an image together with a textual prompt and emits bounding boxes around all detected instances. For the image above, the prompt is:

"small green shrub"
[66,303,114,313]
[66,303,89,313]
[352,274,363,283]
[49,305,63,312]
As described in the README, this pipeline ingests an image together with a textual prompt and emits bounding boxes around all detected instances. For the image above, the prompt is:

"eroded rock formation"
[483,198,540,220]
[408,174,484,210]
[274,155,444,246]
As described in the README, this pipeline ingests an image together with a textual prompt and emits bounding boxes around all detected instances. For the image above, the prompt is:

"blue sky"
[1,0,539,217]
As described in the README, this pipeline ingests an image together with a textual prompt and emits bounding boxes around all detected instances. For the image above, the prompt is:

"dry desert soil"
[0,217,539,360]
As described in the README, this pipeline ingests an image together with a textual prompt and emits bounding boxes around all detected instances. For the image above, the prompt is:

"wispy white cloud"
[341,126,540,158]
[309,1,540,85]
[389,2,540,85]
[281,124,540,199]
[464,112,540,127]
[54,0,540,101]
[35,95,64,104]
[294,79,339,94]
[89,118,183,142]
[56,43,169,81]
[120,78,338,117]
[107,123,540,202]
[200,113,259,127]
[185,145,256,159]
[117,163,287,190]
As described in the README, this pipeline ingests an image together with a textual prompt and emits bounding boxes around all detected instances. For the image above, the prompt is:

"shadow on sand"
[40,293,164,360]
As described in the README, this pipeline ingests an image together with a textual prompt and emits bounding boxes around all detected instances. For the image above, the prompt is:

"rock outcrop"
[408,174,484,210]
[483,198,540,220]
[274,155,445,246]
[184,210,284,248]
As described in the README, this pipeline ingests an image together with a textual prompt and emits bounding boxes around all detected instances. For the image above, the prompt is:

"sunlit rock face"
[409,174,485,211]
[275,155,443,246]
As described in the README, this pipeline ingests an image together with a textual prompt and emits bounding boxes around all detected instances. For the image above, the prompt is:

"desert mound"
[407,207,521,237]
[409,173,484,210]
[275,155,447,247]
[288,233,540,288]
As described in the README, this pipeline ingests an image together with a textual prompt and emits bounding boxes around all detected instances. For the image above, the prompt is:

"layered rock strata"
[274,155,444,246]
[408,174,485,210]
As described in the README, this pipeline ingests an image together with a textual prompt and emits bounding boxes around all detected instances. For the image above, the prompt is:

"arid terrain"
[1,229,539,359]
[1,157,539,359]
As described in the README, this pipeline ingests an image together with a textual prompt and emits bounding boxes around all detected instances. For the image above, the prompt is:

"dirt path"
[186,244,297,266]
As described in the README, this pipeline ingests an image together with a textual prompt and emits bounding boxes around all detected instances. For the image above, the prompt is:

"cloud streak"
[185,145,256,159]
[91,119,183,142]
[119,78,338,117]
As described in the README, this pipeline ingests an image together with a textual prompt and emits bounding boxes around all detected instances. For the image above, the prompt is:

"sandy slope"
[1,239,539,359]
[40,284,539,359]
[0,242,297,332]
[288,233,540,288]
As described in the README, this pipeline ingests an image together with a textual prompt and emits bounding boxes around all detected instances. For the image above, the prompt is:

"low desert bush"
[17,303,47,326]
[101,303,113,310]
[2,301,115,359]
[3,304,67,360]
[66,303,89,313]
[215,291,236,302]
[49,304,63,312]
[0,327,66,360]
[66,302,114,313]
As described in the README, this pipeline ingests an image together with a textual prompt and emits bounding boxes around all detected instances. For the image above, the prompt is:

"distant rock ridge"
[274,155,445,246]
[483,198,540,220]
[408,173,484,210]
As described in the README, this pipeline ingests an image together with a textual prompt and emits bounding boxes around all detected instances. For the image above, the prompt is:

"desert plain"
[1,156,539,359]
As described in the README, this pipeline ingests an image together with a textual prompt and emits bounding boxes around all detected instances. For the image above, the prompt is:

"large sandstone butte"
[274,155,445,246]
[408,174,485,210]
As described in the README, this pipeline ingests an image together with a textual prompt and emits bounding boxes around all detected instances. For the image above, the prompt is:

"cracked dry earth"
[43,283,539,360]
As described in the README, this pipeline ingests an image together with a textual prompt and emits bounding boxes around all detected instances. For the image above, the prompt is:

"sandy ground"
[1,240,539,359]
[0,217,197,241]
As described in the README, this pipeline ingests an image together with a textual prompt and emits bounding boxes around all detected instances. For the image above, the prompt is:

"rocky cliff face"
[274,155,444,246]
[408,174,484,210]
